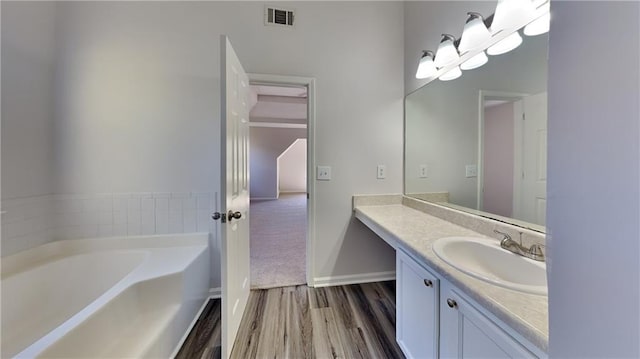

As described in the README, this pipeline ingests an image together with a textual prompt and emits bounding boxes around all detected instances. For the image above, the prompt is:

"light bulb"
[458,12,491,53]
[415,51,437,79]
[524,2,550,36]
[491,0,536,34]
[487,31,523,55]
[439,66,462,81]
[434,34,460,69]
[460,51,488,70]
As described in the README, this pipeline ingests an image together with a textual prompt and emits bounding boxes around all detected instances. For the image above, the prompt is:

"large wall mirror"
[405,30,548,232]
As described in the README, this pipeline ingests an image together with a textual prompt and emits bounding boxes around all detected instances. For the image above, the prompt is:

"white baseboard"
[312,270,396,288]
[250,197,278,201]
[209,287,221,298]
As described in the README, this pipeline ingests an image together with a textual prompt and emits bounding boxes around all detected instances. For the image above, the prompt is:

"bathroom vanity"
[353,195,548,358]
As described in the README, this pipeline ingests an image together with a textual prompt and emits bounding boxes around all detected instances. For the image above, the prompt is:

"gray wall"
[547,1,640,357]
[2,1,403,284]
[1,1,56,199]
[250,127,306,199]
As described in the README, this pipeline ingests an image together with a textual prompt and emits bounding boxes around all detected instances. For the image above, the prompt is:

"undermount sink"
[432,236,548,296]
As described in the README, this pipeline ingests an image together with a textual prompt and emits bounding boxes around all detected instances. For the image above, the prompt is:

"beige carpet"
[250,193,307,289]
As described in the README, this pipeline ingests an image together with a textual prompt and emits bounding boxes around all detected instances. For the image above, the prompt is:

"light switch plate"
[317,166,331,180]
[465,164,477,178]
[377,165,386,179]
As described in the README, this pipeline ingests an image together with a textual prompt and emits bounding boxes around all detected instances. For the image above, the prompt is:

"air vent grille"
[265,6,295,27]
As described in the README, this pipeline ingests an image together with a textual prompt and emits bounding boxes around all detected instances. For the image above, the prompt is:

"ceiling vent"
[265,6,295,27]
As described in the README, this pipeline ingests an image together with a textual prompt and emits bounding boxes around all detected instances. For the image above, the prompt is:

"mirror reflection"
[405,32,548,231]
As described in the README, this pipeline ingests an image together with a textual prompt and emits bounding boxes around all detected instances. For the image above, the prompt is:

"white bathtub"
[1,233,210,358]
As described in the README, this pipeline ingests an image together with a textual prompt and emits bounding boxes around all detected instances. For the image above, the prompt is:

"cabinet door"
[440,284,536,358]
[396,250,439,359]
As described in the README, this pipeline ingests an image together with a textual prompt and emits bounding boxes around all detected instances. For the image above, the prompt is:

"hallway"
[250,193,307,289]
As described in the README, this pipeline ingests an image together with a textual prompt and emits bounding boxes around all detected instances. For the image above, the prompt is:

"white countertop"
[354,203,549,352]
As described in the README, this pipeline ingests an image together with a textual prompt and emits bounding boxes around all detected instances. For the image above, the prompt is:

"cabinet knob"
[423,279,433,287]
[446,298,458,309]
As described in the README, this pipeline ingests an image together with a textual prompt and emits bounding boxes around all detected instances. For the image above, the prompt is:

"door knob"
[228,210,242,220]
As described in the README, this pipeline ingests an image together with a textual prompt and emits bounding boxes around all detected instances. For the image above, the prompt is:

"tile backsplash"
[2,192,216,256]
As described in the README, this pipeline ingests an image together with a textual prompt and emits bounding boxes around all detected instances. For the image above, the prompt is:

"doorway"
[247,76,315,289]
[478,90,547,226]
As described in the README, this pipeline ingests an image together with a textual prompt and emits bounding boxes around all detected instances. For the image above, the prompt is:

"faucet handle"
[493,229,511,241]
[528,244,545,261]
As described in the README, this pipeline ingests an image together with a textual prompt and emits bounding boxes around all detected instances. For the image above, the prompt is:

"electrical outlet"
[317,166,331,180]
[377,165,386,179]
[419,164,429,178]
[465,164,477,178]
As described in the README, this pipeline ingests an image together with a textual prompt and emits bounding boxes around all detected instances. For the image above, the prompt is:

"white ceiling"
[250,85,308,123]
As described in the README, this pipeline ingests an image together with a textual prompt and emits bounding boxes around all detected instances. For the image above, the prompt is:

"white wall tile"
[127,197,141,213]
[155,210,169,234]
[141,198,155,212]
[98,211,113,225]
[2,192,214,256]
[141,211,155,235]
[169,212,183,233]
[169,197,183,212]
[113,198,128,213]
[113,224,127,236]
[127,221,141,236]
[155,198,169,212]
[184,210,197,232]
[197,211,210,232]
[98,224,113,237]
[113,210,127,225]
[197,194,210,210]
[183,196,196,210]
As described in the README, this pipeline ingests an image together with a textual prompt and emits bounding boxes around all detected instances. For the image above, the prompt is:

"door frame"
[477,90,528,212]
[247,73,317,287]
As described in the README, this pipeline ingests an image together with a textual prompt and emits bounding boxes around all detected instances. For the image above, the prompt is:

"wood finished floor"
[176,281,405,359]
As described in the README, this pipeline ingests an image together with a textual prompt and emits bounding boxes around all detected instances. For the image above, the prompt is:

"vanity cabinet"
[439,281,535,358]
[396,250,539,359]
[396,249,439,359]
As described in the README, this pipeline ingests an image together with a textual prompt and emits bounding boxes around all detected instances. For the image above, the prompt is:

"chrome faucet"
[494,230,545,262]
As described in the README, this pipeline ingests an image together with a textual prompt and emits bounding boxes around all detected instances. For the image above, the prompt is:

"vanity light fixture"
[439,66,462,81]
[461,51,488,70]
[434,34,460,69]
[491,0,536,34]
[415,50,437,79]
[524,1,550,36]
[487,30,523,55]
[458,12,491,53]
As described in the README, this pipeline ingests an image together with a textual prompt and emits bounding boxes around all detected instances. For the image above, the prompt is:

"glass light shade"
[439,66,462,81]
[415,51,437,79]
[434,34,460,69]
[487,31,523,55]
[460,51,488,70]
[491,0,536,34]
[524,3,550,36]
[458,13,491,53]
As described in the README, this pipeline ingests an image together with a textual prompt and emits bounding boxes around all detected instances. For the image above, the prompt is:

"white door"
[219,35,251,359]
[514,92,547,225]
